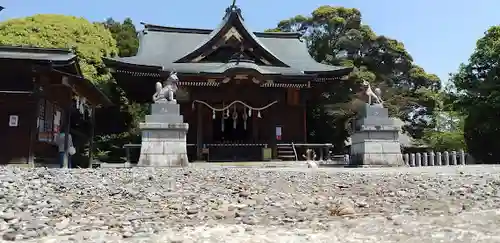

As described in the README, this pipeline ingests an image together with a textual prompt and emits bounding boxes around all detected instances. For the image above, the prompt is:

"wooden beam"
[62,89,72,169]
[196,103,203,160]
[303,104,307,143]
[88,106,96,168]
[27,76,40,167]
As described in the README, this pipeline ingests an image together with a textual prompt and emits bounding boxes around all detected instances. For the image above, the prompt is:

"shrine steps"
[277,144,297,161]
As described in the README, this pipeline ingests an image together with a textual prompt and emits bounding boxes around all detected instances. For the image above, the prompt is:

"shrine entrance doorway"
[212,105,253,143]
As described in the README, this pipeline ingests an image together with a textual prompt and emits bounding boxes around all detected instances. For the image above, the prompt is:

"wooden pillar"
[87,105,95,168]
[270,105,277,159]
[303,104,307,143]
[196,103,203,160]
[27,75,41,167]
[252,110,258,142]
[62,90,72,168]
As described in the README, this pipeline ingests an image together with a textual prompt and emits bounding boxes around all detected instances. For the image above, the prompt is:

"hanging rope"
[192,100,278,111]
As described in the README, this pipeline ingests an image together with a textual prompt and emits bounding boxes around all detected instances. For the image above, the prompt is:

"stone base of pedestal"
[350,134,405,167]
[137,123,189,167]
[350,104,405,167]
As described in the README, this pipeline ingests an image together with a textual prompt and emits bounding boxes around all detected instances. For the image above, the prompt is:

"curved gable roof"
[173,7,289,67]
[104,5,352,77]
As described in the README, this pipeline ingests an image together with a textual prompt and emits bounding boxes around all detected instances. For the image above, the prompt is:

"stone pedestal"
[138,103,189,167]
[350,104,404,167]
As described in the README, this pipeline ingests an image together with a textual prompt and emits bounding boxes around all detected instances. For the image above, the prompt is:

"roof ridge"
[141,23,302,39]
[0,45,73,54]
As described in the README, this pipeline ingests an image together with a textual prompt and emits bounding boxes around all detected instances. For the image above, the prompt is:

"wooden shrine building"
[105,4,352,161]
[0,46,112,166]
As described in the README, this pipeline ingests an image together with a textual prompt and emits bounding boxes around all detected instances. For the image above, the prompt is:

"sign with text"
[275,126,282,141]
[8,115,18,127]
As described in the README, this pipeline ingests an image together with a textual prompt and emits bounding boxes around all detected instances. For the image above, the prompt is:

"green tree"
[94,18,145,162]
[103,18,139,57]
[450,26,500,163]
[417,87,466,151]
[0,14,118,83]
[267,6,441,147]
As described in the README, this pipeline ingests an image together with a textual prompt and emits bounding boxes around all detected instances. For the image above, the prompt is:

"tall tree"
[267,6,441,147]
[416,86,465,151]
[103,18,139,57]
[450,26,500,163]
[93,18,145,162]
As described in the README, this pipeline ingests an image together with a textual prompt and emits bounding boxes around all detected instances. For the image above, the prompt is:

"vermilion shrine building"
[105,5,352,161]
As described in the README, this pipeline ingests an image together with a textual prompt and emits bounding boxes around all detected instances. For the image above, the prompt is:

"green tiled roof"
[105,7,352,77]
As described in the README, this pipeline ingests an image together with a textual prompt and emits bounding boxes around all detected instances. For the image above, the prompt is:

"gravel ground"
[1,165,500,242]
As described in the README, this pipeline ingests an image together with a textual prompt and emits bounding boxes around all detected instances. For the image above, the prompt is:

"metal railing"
[278,143,334,161]
[291,142,298,161]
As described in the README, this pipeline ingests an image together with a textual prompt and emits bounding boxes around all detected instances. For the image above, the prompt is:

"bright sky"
[1,0,499,83]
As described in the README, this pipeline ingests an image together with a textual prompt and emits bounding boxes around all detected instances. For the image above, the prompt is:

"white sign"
[8,115,18,127]
[54,111,61,126]
[275,126,282,140]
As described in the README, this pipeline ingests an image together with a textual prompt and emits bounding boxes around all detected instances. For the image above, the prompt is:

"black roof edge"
[103,57,163,71]
[0,57,76,65]
[52,68,113,107]
[141,23,302,39]
[0,45,74,55]
[304,67,354,76]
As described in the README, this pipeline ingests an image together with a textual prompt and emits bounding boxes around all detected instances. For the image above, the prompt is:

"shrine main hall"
[104,4,352,162]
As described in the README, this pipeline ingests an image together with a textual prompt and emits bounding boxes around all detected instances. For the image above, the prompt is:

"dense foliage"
[415,87,465,151]
[449,26,500,163]
[93,18,145,162]
[103,18,139,57]
[267,6,441,148]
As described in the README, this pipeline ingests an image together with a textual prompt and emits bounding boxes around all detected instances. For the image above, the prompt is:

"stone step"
[278,150,295,154]
[278,155,297,161]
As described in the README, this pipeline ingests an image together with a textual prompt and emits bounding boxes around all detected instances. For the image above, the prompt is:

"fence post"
[443,151,450,165]
[459,150,466,165]
[451,151,457,165]
[416,153,421,167]
[404,153,409,166]
[410,153,415,167]
[422,152,428,166]
[436,152,442,166]
[429,151,435,166]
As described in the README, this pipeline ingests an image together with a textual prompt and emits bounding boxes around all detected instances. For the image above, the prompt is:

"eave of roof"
[52,68,112,107]
[0,45,76,63]
[106,57,352,79]
[0,45,112,107]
